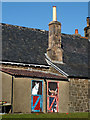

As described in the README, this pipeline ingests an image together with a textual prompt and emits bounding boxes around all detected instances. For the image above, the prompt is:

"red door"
[47,81,59,112]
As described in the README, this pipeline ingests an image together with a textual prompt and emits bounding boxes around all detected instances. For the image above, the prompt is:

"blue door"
[31,80,43,112]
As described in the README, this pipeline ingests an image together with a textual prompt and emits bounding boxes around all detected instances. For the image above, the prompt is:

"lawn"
[1,112,89,119]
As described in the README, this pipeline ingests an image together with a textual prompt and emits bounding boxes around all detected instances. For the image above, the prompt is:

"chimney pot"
[75,29,78,34]
[53,6,57,21]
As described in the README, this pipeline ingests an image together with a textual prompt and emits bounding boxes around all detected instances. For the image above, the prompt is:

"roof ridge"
[1,23,87,38]
[1,23,48,33]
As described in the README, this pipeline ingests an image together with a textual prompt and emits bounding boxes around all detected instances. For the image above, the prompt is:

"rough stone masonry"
[69,78,89,112]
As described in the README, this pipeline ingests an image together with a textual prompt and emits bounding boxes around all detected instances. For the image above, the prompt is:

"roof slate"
[1,23,89,77]
[2,23,48,65]
[55,63,89,78]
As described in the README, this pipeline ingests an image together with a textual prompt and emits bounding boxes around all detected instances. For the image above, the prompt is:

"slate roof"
[55,63,89,78]
[1,68,67,80]
[2,23,48,65]
[1,23,89,77]
[55,33,89,78]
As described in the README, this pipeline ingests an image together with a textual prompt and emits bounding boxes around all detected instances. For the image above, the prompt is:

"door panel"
[47,81,59,112]
[31,80,43,112]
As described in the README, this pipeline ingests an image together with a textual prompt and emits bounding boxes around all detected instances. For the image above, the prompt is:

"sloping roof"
[55,33,89,78]
[61,34,88,66]
[1,23,89,77]
[54,63,88,78]
[1,68,67,80]
[2,23,48,65]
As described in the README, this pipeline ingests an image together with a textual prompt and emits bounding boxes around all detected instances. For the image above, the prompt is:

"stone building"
[0,6,90,113]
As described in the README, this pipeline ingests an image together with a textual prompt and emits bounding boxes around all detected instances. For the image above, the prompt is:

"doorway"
[47,81,59,112]
[31,80,43,112]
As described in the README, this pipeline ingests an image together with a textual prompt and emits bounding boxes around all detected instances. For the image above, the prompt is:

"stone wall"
[69,78,89,112]
[47,21,63,62]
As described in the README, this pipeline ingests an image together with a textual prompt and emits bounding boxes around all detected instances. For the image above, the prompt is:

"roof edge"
[68,76,90,79]
[0,67,68,80]
[0,61,50,68]
[45,53,69,77]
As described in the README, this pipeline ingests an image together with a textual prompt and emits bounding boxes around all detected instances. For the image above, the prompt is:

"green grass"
[1,112,89,118]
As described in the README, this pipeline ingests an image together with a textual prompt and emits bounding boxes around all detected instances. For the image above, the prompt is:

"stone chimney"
[47,6,63,63]
[84,17,90,39]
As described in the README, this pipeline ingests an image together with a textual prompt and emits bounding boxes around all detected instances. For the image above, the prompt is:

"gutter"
[45,58,69,77]
[14,75,68,81]
[0,61,50,68]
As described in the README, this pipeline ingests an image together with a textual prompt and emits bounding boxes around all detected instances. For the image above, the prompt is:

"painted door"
[47,81,59,112]
[31,80,43,112]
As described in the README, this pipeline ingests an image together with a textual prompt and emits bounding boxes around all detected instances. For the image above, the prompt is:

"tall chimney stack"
[53,6,57,21]
[84,17,90,39]
[47,6,63,63]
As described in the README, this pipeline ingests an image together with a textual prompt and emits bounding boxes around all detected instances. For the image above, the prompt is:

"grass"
[1,112,89,118]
